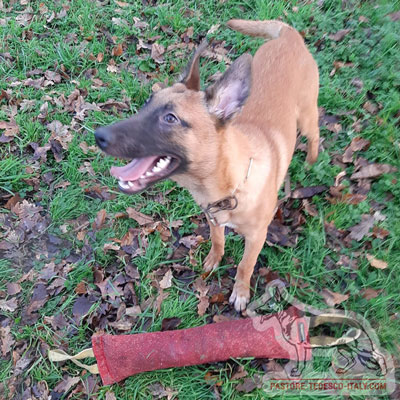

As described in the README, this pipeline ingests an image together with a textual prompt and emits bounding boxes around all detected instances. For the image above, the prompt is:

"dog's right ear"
[180,40,208,91]
[205,53,252,122]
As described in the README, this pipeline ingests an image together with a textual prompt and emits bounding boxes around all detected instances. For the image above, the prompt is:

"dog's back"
[228,20,320,186]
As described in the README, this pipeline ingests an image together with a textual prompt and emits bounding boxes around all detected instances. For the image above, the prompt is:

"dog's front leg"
[229,228,267,311]
[203,217,225,272]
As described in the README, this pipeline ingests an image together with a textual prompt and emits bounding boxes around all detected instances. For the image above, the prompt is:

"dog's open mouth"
[110,155,180,194]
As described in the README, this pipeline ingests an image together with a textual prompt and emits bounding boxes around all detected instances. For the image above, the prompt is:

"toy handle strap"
[309,313,362,348]
[48,348,99,374]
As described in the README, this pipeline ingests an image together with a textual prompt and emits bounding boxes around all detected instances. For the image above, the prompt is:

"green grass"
[1,0,399,399]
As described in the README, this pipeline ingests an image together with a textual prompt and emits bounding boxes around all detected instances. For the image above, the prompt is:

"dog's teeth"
[128,181,134,188]
[119,181,130,190]
[158,157,170,168]
[152,166,162,173]
[145,171,153,177]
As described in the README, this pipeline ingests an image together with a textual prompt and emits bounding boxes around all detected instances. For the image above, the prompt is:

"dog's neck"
[174,126,257,209]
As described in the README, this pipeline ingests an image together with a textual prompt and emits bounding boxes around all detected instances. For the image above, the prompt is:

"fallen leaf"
[363,101,379,114]
[94,209,107,230]
[111,43,124,57]
[329,193,367,205]
[161,317,181,331]
[387,11,400,21]
[179,235,205,249]
[125,306,141,317]
[329,29,351,41]
[0,120,19,137]
[372,226,389,239]
[348,213,384,241]
[236,376,262,393]
[126,207,154,225]
[115,0,129,7]
[159,269,173,289]
[0,326,15,356]
[6,282,21,295]
[155,289,169,314]
[330,61,354,77]
[342,137,370,163]
[320,288,349,306]
[360,288,381,300]
[210,293,225,304]
[75,282,87,295]
[53,376,80,395]
[151,42,165,63]
[193,277,209,316]
[72,296,95,322]
[366,254,387,270]
[231,365,248,380]
[351,163,397,180]
[105,391,117,400]
[291,185,328,199]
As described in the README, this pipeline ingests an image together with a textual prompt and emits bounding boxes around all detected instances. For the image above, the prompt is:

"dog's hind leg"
[298,104,320,164]
[203,218,225,272]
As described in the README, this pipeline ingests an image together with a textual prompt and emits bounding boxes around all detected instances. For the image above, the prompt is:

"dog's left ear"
[205,53,252,121]
[180,40,208,91]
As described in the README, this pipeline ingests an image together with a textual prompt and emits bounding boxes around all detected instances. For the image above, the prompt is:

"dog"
[95,20,320,311]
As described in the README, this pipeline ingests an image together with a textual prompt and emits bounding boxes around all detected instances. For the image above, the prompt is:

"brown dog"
[95,20,319,311]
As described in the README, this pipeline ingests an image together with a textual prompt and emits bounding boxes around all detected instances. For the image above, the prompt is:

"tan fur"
[104,20,320,311]
[182,20,318,311]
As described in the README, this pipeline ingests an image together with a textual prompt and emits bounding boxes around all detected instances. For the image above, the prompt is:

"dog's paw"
[203,249,223,272]
[229,282,250,312]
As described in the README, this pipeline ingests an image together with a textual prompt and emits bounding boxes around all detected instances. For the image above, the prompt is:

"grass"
[1,0,399,399]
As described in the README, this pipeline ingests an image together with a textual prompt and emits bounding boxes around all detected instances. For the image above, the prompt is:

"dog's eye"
[163,113,178,124]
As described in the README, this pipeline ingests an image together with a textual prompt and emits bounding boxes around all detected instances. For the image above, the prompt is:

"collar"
[202,158,253,226]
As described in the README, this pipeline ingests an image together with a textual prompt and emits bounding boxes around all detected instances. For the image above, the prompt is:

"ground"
[0,0,399,399]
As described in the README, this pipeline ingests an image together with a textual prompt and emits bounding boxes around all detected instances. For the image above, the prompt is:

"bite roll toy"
[49,306,361,385]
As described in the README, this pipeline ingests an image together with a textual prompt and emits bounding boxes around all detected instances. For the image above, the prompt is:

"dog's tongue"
[110,156,159,181]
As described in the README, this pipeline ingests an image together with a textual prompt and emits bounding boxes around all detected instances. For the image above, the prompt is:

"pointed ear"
[179,40,208,91]
[205,53,252,121]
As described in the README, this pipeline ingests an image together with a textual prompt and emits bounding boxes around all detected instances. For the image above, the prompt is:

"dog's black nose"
[94,127,112,150]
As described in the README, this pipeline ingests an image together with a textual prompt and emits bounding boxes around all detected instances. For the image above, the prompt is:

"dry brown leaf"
[329,61,354,77]
[348,213,384,241]
[342,136,370,163]
[159,269,173,289]
[320,288,349,306]
[360,288,381,300]
[75,282,87,295]
[0,326,15,356]
[103,242,120,253]
[329,29,351,41]
[351,163,397,180]
[372,226,389,239]
[151,42,165,63]
[387,11,400,21]
[193,277,209,316]
[94,209,107,230]
[7,282,21,295]
[115,0,128,7]
[112,43,124,57]
[0,120,19,137]
[126,207,154,225]
[155,289,169,314]
[363,101,379,114]
[125,306,141,317]
[366,254,388,270]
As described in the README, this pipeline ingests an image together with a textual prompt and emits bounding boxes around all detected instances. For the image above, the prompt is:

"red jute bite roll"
[92,306,310,385]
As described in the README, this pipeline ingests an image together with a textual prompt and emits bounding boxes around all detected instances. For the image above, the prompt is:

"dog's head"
[95,40,252,194]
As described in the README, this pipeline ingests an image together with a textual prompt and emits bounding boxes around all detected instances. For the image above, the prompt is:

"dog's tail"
[227,19,293,40]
